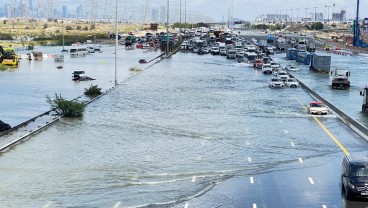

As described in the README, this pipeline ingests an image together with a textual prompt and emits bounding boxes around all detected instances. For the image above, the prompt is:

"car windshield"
[288,79,296,82]
[310,103,325,107]
[351,165,368,177]
[271,79,280,82]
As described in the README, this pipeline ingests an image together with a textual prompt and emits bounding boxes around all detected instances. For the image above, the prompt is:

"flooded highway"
[0,40,368,207]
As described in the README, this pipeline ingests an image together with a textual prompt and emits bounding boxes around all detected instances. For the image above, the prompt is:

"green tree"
[90,24,95,30]
[311,22,324,30]
[65,25,73,30]
[76,25,82,30]
[46,94,86,117]
[43,23,48,29]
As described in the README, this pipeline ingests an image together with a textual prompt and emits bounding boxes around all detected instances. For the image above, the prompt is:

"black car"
[342,156,368,200]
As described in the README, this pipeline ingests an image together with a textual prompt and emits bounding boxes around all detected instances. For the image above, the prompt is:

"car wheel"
[345,187,352,200]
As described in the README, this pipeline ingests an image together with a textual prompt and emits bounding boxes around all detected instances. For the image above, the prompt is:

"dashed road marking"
[250,177,254,184]
[322,205,327,208]
[309,177,315,185]
[192,176,197,183]
[246,141,250,146]
[248,157,252,162]
[298,158,304,163]
[184,203,189,208]
[290,142,295,147]
[42,202,53,208]
[284,130,288,134]
[279,120,283,123]
[113,201,122,208]
[253,203,257,208]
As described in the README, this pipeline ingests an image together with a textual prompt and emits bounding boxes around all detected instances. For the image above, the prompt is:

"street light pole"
[290,9,293,24]
[314,7,318,33]
[166,0,170,58]
[114,0,118,86]
[296,8,300,23]
[179,0,181,40]
[305,8,309,21]
[325,5,331,45]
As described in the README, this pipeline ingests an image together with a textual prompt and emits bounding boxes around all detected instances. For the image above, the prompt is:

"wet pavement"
[0,42,367,207]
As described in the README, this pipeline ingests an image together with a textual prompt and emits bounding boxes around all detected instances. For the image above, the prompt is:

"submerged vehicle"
[331,69,350,90]
[0,46,19,66]
[307,101,328,115]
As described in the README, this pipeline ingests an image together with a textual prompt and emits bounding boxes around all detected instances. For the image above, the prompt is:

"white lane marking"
[42,202,53,208]
[284,130,288,134]
[250,177,254,184]
[279,120,283,123]
[253,203,257,208]
[192,176,197,183]
[290,142,295,147]
[309,177,315,185]
[298,158,304,163]
[184,203,189,208]
[113,201,122,208]
[322,205,327,208]
[248,157,252,162]
[246,141,250,146]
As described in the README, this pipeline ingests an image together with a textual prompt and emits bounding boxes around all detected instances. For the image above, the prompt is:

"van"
[342,156,368,200]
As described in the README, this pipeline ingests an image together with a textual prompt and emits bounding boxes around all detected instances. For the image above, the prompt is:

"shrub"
[46,94,86,117]
[76,25,82,30]
[65,25,73,30]
[43,23,48,29]
[84,84,102,97]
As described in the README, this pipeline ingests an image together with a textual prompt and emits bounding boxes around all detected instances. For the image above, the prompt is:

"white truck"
[330,69,350,90]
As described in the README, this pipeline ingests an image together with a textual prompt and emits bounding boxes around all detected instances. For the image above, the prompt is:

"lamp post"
[313,7,318,34]
[325,5,331,45]
[290,9,293,24]
[305,8,309,21]
[166,0,170,58]
[296,8,300,23]
[114,0,118,86]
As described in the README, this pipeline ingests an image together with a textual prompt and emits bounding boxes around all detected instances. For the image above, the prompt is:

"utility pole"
[305,8,309,21]
[296,8,299,23]
[325,5,331,45]
[114,0,118,86]
[166,0,169,58]
[179,0,181,40]
[314,7,318,33]
[290,9,293,24]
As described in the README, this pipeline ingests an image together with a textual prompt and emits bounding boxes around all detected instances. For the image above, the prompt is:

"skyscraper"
[62,5,67,18]
[151,7,159,23]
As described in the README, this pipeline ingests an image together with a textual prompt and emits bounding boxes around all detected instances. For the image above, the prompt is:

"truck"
[360,86,368,113]
[258,40,267,47]
[310,53,331,73]
[330,69,350,89]
[266,34,275,43]
[307,41,316,52]
[276,38,286,50]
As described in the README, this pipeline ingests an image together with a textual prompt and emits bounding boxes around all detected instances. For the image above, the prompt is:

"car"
[307,101,328,115]
[262,63,272,74]
[285,64,299,72]
[270,61,280,69]
[285,78,300,88]
[342,156,368,200]
[276,70,289,82]
[211,47,220,55]
[269,78,285,88]
[203,47,210,54]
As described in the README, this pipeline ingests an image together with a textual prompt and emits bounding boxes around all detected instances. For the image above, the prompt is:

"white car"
[270,61,280,69]
[262,64,272,74]
[285,64,299,72]
[285,78,300,88]
[276,70,289,81]
[307,101,328,115]
[211,47,220,55]
[269,78,285,88]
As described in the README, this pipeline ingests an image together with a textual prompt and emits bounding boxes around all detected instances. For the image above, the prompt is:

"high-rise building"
[315,13,323,21]
[151,7,159,23]
[62,5,67,18]
[159,6,166,24]
[29,0,33,17]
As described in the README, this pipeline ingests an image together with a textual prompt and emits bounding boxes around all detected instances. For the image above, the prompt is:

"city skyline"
[0,0,367,23]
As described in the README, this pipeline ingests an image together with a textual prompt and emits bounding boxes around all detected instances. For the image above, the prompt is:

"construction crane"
[353,0,368,48]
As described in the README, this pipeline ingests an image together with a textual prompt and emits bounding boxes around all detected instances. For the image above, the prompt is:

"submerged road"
[0,42,367,207]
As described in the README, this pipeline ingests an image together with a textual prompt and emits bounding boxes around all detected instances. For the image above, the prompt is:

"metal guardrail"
[0,53,169,153]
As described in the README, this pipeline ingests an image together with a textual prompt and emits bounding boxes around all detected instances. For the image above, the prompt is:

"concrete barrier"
[291,74,368,141]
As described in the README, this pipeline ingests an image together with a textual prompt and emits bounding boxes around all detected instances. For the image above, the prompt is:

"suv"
[342,156,368,200]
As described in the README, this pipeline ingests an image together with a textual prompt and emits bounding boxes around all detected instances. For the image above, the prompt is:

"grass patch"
[129,66,142,72]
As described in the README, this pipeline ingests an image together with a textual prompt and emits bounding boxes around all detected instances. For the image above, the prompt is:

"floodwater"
[0,45,367,207]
